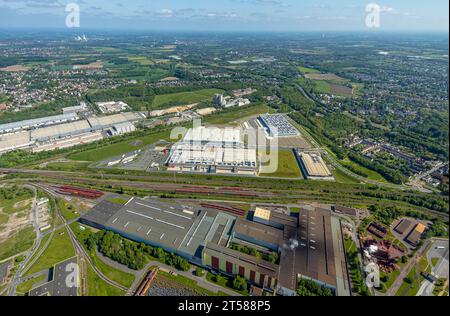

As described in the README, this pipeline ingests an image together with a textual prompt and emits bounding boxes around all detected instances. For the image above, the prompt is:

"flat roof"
[254,207,271,221]
[278,208,337,291]
[0,261,10,282]
[299,152,332,177]
[183,126,242,144]
[0,113,78,133]
[233,218,284,247]
[87,112,142,130]
[81,197,236,259]
[394,219,413,235]
[31,120,91,141]
[29,257,78,296]
[0,131,31,152]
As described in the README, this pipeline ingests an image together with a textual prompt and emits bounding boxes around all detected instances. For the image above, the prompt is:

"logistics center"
[81,197,349,296]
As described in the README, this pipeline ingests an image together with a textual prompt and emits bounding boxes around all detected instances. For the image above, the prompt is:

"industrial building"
[87,112,143,131]
[0,131,32,154]
[28,257,79,296]
[257,114,300,138]
[298,152,334,180]
[0,112,78,134]
[394,219,413,235]
[406,223,427,246]
[167,126,258,175]
[81,197,345,295]
[96,101,130,114]
[0,112,144,155]
[277,208,338,295]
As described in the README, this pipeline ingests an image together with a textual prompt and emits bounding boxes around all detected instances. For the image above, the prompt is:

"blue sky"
[0,0,448,31]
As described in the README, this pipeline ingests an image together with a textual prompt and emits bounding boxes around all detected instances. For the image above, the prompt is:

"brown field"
[0,65,29,72]
[330,84,353,96]
[305,73,346,82]
[159,77,179,82]
[73,61,103,70]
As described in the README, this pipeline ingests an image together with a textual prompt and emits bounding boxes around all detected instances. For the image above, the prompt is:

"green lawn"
[0,227,36,261]
[23,233,52,271]
[108,197,130,205]
[86,262,125,296]
[152,89,223,108]
[25,227,75,276]
[341,158,388,183]
[259,150,302,178]
[331,167,360,184]
[298,66,320,74]
[431,257,439,267]
[395,267,420,296]
[69,130,172,162]
[57,199,80,221]
[16,274,47,294]
[127,56,154,66]
[205,104,275,126]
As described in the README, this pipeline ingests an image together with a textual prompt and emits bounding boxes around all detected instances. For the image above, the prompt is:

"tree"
[232,276,248,291]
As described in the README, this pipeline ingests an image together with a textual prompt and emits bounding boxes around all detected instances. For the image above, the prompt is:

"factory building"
[81,197,345,295]
[110,122,136,136]
[96,101,130,114]
[298,152,334,180]
[167,126,258,175]
[0,131,32,154]
[258,114,300,138]
[0,111,144,155]
[0,113,78,134]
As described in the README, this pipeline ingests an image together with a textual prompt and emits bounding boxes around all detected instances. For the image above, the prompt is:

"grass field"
[152,89,223,108]
[259,150,303,178]
[127,56,153,65]
[108,197,130,205]
[25,227,75,276]
[206,272,248,296]
[69,130,172,162]
[341,158,388,183]
[0,227,36,261]
[23,233,52,272]
[0,192,33,215]
[395,267,420,296]
[57,199,79,221]
[16,274,47,294]
[298,66,320,74]
[205,104,275,125]
[86,262,125,296]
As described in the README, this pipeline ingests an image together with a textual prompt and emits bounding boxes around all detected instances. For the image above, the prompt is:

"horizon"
[0,0,448,32]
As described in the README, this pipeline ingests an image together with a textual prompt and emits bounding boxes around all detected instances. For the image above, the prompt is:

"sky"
[0,0,448,32]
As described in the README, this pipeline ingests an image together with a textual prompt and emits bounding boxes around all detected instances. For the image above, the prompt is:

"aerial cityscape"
[0,0,448,305]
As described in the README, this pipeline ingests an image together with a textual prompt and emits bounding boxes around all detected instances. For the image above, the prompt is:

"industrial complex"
[167,126,258,175]
[297,151,334,180]
[80,197,349,296]
[0,110,145,155]
[257,114,300,138]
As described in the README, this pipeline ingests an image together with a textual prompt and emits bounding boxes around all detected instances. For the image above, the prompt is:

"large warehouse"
[298,152,334,180]
[0,111,144,155]
[258,114,300,138]
[81,197,347,295]
[0,113,78,134]
[167,126,258,175]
